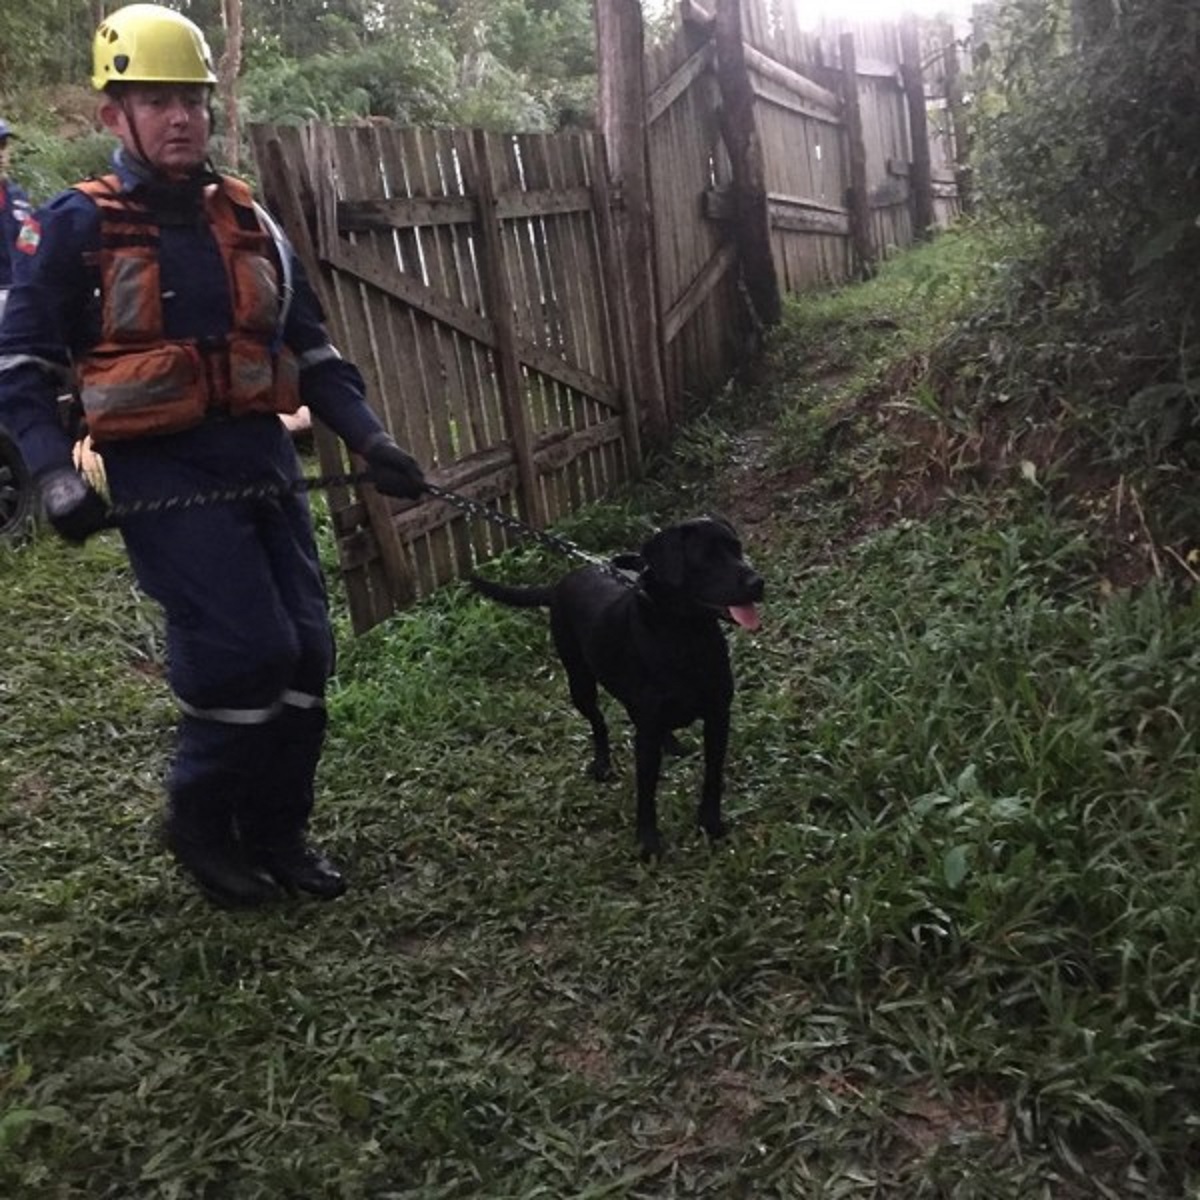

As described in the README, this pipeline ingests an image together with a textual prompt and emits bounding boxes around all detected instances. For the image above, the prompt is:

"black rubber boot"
[163,773,277,909]
[164,716,280,908]
[163,814,280,908]
[239,706,344,899]
[254,839,347,900]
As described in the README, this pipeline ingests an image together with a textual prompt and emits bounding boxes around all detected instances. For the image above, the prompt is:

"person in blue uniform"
[0,117,33,304]
[0,4,426,908]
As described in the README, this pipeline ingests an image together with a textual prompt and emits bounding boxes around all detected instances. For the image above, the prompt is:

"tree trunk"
[218,0,243,172]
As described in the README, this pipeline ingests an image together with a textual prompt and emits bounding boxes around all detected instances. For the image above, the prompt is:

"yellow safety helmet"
[92,4,217,91]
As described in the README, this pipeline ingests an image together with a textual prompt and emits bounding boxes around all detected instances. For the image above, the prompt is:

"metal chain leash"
[106,469,640,586]
[421,481,624,575]
[105,469,366,521]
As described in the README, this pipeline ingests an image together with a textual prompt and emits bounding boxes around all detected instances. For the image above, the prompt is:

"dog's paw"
[637,829,664,861]
[588,758,614,782]
[698,814,729,841]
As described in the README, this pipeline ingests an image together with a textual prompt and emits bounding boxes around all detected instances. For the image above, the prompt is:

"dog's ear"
[642,526,686,588]
[705,513,737,537]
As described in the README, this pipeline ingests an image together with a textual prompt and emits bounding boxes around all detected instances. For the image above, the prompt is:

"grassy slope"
[2,229,1199,1199]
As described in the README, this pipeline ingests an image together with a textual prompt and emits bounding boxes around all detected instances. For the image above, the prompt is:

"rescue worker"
[0,117,33,316]
[0,4,427,907]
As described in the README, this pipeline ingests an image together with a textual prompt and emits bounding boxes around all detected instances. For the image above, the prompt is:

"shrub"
[965,0,1200,473]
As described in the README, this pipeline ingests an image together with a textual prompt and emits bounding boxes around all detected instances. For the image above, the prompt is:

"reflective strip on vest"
[281,688,325,710]
[176,696,285,725]
[0,353,73,383]
[296,344,341,371]
[110,256,150,333]
[82,357,195,414]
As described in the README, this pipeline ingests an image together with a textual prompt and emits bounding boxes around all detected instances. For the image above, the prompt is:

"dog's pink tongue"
[728,604,760,631]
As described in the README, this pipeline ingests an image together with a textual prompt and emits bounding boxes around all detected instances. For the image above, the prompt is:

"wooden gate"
[250,123,639,635]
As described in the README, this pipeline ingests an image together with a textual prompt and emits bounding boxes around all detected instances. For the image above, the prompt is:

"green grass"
[4,228,1200,1198]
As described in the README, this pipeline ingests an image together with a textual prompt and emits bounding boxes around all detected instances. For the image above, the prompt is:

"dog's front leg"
[633,726,666,860]
[697,708,730,840]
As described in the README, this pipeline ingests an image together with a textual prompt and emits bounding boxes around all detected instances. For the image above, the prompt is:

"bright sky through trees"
[644,0,973,24]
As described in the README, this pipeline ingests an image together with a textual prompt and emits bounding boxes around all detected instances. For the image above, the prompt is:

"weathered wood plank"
[647,40,716,126]
[518,133,573,522]
[332,419,624,562]
[706,186,851,235]
[595,0,670,445]
[749,77,845,126]
[743,43,840,113]
[900,16,935,238]
[474,129,545,529]
[715,0,780,327]
[662,241,738,344]
[326,124,420,617]
[839,32,875,278]
[589,134,641,472]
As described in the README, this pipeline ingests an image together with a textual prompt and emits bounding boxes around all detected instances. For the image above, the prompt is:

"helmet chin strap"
[116,94,158,177]
[116,92,217,183]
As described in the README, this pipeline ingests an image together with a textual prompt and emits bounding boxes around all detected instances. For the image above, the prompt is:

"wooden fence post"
[838,31,875,279]
[594,0,670,447]
[589,135,643,473]
[900,16,935,239]
[472,129,546,530]
[941,21,973,215]
[714,0,781,328]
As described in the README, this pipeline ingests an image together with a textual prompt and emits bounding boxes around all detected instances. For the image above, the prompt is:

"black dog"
[471,517,764,858]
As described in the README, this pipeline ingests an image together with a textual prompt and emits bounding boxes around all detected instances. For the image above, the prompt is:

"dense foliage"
[0,0,597,193]
[957,0,1200,520]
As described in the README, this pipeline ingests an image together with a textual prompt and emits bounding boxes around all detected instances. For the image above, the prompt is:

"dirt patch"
[7,773,55,817]
[893,1085,1007,1153]
[552,1031,613,1083]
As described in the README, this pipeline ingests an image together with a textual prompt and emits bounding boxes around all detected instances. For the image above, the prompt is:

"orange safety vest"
[73,174,300,442]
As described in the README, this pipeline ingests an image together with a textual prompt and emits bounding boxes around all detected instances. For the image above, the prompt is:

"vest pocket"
[228,244,281,335]
[102,249,165,343]
[81,343,207,441]
[228,338,300,416]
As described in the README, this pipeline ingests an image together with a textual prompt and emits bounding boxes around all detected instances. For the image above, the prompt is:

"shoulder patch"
[16,215,41,255]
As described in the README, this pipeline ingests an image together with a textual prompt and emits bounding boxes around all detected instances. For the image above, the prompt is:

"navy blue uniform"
[0,175,31,288]
[0,150,389,857]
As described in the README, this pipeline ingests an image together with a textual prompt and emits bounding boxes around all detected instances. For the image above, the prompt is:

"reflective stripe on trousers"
[176,687,325,726]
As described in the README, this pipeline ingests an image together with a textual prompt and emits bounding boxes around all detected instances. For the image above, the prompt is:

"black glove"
[362,433,426,500]
[36,466,110,545]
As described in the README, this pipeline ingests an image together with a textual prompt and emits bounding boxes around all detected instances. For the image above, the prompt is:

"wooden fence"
[250,123,635,633]
[629,0,968,412]
[251,0,968,634]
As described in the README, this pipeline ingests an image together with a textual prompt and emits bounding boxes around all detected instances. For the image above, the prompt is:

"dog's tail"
[469,575,555,608]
